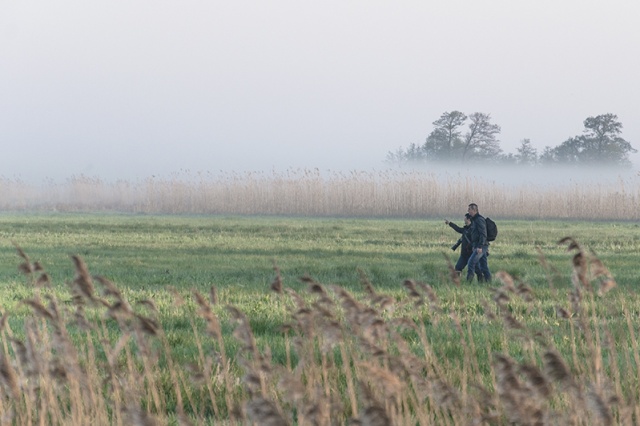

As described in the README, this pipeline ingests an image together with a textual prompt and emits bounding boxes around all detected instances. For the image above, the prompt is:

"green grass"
[0,213,634,361]
[2,213,637,291]
[0,213,639,422]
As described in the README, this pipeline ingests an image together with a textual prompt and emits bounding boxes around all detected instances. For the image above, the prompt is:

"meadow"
[0,213,639,424]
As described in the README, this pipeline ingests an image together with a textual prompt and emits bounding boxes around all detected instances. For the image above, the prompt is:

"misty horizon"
[2,162,638,192]
[2,2,638,186]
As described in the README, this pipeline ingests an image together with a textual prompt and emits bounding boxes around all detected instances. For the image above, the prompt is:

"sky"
[1,1,639,183]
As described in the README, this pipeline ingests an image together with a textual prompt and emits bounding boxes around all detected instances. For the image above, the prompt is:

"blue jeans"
[466,246,491,282]
[456,253,482,279]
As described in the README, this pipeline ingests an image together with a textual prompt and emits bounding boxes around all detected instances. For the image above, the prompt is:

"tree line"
[387,112,636,167]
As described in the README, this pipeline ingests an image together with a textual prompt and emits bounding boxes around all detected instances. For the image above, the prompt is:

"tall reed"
[1,168,638,219]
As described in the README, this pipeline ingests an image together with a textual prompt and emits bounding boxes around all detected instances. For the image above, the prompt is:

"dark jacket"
[449,222,473,257]
[469,214,488,249]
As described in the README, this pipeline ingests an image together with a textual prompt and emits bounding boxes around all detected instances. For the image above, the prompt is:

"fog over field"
[1,2,638,185]
[422,163,640,188]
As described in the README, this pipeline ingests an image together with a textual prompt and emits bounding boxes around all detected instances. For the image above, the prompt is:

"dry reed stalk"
[443,255,461,288]
[122,341,145,424]
[227,304,290,425]
[463,319,481,392]
[482,333,499,421]
[390,321,462,424]
[134,325,166,416]
[159,329,186,418]
[448,312,470,407]
[359,270,394,312]
[395,283,444,415]
[122,406,161,426]
[22,325,45,421]
[603,326,623,411]
[615,319,637,426]
[96,280,140,422]
[592,298,604,390]
[338,342,359,419]
[562,237,602,381]
[103,330,129,425]
[493,354,526,423]
[71,254,97,302]
[319,347,331,401]
[622,302,640,422]
[192,289,234,420]
[0,353,20,404]
[282,326,292,372]
[177,296,222,420]
[577,291,599,386]
[272,283,333,425]
[81,327,105,421]
[21,293,88,423]
[586,385,614,426]
[245,397,289,426]
[136,298,190,420]
[358,361,404,420]
[92,277,163,420]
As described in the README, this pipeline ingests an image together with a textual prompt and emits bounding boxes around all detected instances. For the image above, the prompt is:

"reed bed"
[1,168,638,219]
[1,238,638,425]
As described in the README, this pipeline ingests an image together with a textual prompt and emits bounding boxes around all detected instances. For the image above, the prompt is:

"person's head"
[464,213,472,225]
[467,203,479,217]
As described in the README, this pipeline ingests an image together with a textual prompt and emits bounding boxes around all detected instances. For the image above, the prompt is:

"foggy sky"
[1,1,639,183]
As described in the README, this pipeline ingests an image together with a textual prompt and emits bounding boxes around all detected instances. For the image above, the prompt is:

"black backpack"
[485,217,498,242]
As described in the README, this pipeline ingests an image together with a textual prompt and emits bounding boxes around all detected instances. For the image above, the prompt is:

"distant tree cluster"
[387,112,636,167]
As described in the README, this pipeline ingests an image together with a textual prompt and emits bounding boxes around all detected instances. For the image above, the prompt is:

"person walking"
[466,203,491,282]
[445,213,482,280]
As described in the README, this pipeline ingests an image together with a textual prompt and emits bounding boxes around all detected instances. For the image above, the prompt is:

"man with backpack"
[466,203,491,283]
[445,213,482,280]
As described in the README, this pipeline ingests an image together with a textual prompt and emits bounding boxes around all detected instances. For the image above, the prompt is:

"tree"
[387,110,504,165]
[539,146,558,165]
[541,114,635,166]
[515,139,538,165]
[385,143,427,165]
[549,136,583,164]
[498,153,517,165]
[423,111,467,161]
[581,113,636,165]
[461,113,502,162]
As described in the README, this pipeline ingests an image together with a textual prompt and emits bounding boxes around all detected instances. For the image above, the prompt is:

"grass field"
[0,213,639,424]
